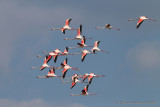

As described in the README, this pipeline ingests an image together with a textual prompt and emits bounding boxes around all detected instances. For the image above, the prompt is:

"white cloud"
[0,98,87,107]
[126,41,160,71]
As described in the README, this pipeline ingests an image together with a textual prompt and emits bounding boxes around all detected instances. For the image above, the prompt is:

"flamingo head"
[140,16,149,20]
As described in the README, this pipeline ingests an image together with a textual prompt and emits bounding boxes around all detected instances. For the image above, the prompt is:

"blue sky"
[0,0,160,107]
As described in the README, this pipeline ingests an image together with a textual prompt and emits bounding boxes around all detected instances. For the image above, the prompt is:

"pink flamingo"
[61,74,87,89]
[37,68,61,78]
[31,56,53,71]
[51,19,77,34]
[57,58,79,79]
[74,49,96,62]
[58,47,78,56]
[96,24,120,30]
[68,36,93,49]
[64,24,92,40]
[61,64,80,79]
[82,73,105,84]
[70,77,86,89]
[70,84,96,96]
[37,51,56,63]
[128,16,157,28]
[91,41,110,53]
[41,49,61,63]
[81,49,96,62]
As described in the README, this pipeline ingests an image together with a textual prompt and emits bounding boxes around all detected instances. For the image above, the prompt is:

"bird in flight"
[68,36,93,49]
[82,73,105,84]
[64,24,92,40]
[70,84,96,96]
[61,74,87,89]
[91,41,110,53]
[96,24,120,30]
[37,68,61,78]
[31,56,53,71]
[128,16,157,28]
[51,19,77,34]
[40,49,61,63]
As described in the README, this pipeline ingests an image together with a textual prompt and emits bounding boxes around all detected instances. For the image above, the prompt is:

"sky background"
[0,0,160,107]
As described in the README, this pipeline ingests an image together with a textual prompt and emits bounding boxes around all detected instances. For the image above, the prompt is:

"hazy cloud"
[0,98,87,107]
[126,40,160,71]
[0,0,84,73]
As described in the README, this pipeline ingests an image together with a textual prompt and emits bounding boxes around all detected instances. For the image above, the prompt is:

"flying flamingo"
[74,49,96,62]
[82,73,105,84]
[91,41,110,53]
[68,36,93,49]
[128,16,157,28]
[70,84,96,96]
[70,77,86,89]
[51,19,77,34]
[41,49,61,63]
[58,47,78,56]
[37,68,61,78]
[37,51,56,63]
[61,74,87,89]
[61,64,80,79]
[31,56,53,71]
[81,49,97,62]
[96,24,120,30]
[64,24,92,40]
[61,74,84,80]
[59,58,80,79]
[61,74,83,81]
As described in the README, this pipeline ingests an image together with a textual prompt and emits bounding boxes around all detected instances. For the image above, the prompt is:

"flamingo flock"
[32,16,157,96]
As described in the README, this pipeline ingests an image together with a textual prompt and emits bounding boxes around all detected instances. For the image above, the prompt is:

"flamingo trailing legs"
[51,19,77,34]
[96,24,120,30]
[37,68,61,78]
[70,84,96,96]
[128,16,158,28]
[68,36,93,49]
[31,56,53,71]
[91,41,110,53]
[64,24,92,40]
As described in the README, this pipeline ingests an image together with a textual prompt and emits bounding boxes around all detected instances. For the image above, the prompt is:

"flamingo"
[81,49,96,62]
[91,41,110,53]
[53,58,80,79]
[51,19,77,34]
[61,74,87,89]
[70,84,96,96]
[64,24,92,40]
[96,24,120,30]
[68,36,93,49]
[70,77,86,89]
[82,73,105,84]
[74,49,96,62]
[61,64,80,79]
[58,47,78,56]
[128,16,157,28]
[31,56,53,71]
[84,73,105,84]
[37,51,56,63]
[61,74,84,80]
[41,49,61,63]
[82,73,90,81]
[37,68,61,78]
[59,58,80,79]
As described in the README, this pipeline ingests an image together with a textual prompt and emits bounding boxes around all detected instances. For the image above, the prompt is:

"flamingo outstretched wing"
[136,19,144,28]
